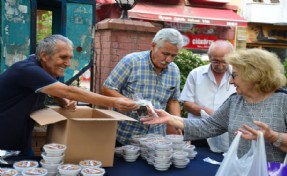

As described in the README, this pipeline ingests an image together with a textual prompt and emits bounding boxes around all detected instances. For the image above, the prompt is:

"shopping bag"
[215,131,268,176]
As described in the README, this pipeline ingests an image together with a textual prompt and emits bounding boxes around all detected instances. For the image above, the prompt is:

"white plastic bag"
[215,131,268,176]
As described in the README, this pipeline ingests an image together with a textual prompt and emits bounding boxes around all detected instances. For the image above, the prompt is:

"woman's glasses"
[226,72,238,91]
[230,73,238,80]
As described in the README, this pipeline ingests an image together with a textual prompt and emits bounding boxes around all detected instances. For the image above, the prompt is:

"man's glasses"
[210,60,227,65]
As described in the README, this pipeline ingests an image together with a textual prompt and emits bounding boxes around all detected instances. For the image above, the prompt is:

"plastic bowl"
[57,164,81,175]
[43,143,66,156]
[79,160,102,168]
[41,152,64,164]
[0,168,18,176]
[81,167,105,176]
[22,168,48,176]
[40,159,63,172]
[13,160,39,173]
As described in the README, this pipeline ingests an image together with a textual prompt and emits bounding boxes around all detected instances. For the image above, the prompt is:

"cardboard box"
[31,106,136,167]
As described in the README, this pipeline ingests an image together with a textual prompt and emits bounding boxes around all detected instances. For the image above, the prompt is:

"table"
[104,147,223,176]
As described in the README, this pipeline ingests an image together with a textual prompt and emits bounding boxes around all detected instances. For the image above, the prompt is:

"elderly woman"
[141,48,287,162]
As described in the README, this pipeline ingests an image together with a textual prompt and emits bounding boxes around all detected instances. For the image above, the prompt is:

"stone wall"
[93,19,162,93]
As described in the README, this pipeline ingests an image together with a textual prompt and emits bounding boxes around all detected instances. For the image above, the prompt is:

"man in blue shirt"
[0,35,137,156]
[101,28,184,146]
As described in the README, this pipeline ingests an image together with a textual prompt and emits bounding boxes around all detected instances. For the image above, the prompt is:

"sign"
[183,34,218,49]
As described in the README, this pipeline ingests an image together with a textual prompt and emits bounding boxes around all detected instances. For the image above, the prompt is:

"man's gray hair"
[208,40,234,55]
[152,28,184,49]
[36,34,73,61]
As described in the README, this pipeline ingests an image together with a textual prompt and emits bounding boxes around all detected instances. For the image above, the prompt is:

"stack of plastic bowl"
[57,164,81,176]
[172,151,190,168]
[165,135,185,152]
[0,168,18,176]
[81,167,106,176]
[146,142,156,165]
[183,144,198,159]
[122,145,140,162]
[139,137,154,160]
[22,167,48,176]
[13,160,39,175]
[114,147,123,157]
[41,143,66,175]
[130,134,146,146]
[152,140,173,171]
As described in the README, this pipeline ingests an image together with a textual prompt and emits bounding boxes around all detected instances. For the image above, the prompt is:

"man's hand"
[54,97,77,111]
[113,97,138,112]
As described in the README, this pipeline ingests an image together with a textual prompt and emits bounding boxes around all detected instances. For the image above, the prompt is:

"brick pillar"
[93,19,162,93]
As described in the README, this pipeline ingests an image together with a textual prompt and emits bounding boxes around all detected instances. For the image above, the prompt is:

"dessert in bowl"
[81,167,106,176]
[79,160,102,168]
[0,168,18,176]
[57,164,81,175]
[13,160,39,173]
[22,168,48,176]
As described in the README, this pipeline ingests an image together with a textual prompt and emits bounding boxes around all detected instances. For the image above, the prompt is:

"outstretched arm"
[40,82,138,112]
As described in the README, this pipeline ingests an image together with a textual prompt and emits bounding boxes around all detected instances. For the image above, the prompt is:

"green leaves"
[174,49,208,91]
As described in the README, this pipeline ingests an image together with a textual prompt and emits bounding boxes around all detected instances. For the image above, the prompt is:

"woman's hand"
[140,109,171,125]
[237,121,275,141]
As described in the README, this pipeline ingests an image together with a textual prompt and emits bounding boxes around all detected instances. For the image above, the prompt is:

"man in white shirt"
[180,40,236,153]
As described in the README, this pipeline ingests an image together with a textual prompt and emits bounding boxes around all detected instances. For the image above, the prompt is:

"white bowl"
[122,145,140,155]
[40,159,63,172]
[43,143,66,156]
[13,160,39,173]
[79,160,102,168]
[0,168,18,176]
[57,164,81,175]
[81,167,105,176]
[41,152,64,164]
[22,168,48,176]
[172,151,188,160]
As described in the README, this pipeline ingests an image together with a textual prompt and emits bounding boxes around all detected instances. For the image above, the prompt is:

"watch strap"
[273,132,283,147]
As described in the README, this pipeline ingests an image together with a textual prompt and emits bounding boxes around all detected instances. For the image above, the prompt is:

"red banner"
[183,35,218,50]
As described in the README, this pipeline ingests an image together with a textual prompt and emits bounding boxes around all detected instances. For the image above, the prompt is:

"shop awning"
[129,3,247,27]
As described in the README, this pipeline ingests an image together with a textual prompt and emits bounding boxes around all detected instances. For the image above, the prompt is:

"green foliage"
[37,11,52,44]
[174,49,208,117]
[174,49,208,91]
[283,58,287,79]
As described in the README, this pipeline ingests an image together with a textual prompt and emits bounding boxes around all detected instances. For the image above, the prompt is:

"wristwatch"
[273,132,283,147]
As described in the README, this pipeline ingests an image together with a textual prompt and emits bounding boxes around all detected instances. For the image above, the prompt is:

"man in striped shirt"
[101,28,184,146]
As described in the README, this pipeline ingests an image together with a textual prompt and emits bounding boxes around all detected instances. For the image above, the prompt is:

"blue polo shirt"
[0,55,57,153]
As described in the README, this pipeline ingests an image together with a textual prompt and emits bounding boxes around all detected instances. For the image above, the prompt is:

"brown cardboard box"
[31,106,136,167]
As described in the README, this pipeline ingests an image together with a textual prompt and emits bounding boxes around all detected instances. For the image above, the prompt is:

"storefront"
[128,2,247,55]
[246,23,287,62]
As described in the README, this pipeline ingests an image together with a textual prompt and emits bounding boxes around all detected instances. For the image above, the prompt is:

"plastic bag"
[215,131,268,176]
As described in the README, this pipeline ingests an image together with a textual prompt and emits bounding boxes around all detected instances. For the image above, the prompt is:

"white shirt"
[180,64,236,153]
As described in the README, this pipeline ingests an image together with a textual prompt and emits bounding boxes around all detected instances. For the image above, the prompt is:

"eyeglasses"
[210,60,227,65]
[230,73,238,80]
[161,52,177,59]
